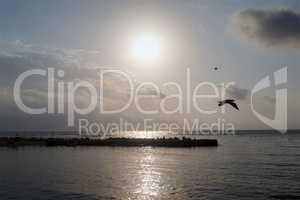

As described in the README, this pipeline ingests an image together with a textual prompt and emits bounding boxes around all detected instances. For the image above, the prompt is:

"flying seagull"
[218,99,239,110]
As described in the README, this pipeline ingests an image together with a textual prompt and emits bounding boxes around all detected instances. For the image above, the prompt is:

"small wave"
[280,145,300,149]
[264,153,300,157]
[271,194,300,199]
[262,163,300,167]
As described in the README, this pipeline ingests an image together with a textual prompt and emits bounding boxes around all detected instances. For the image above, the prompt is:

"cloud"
[0,40,103,104]
[0,40,174,130]
[226,85,249,100]
[233,9,300,47]
[263,95,276,104]
[136,84,166,99]
[0,40,101,68]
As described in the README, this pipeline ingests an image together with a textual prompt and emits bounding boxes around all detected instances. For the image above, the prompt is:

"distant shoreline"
[0,137,218,148]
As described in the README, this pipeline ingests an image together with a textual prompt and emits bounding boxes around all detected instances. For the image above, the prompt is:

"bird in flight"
[218,99,239,110]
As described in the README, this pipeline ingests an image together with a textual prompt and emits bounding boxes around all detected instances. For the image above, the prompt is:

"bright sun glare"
[132,33,162,63]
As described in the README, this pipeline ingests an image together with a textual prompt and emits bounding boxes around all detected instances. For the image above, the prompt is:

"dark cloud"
[233,9,300,47]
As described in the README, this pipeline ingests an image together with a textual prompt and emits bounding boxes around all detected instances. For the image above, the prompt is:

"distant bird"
[218,99,239,110]
[213,66,219,71]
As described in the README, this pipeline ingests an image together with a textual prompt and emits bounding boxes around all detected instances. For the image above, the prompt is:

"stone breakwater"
[0,137,218,147]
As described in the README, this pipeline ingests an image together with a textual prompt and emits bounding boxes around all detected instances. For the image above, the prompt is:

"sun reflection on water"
[133,148,162,199]
[115,131,171,138]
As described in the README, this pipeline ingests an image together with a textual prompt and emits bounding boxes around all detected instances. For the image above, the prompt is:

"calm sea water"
[0,134,300,200]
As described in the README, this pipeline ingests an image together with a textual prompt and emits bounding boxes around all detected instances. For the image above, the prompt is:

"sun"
[131,33,162,63]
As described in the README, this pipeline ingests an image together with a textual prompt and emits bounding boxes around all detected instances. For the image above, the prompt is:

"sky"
[0,0,299,132]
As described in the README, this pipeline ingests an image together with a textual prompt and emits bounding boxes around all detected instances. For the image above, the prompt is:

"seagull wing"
[228,102,239,110]
[225,99,235,103]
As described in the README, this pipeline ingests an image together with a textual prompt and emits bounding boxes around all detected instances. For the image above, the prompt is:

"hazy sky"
[0,0,299,131]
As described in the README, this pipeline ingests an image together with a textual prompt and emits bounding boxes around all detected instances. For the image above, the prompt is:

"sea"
[0,133,299,200]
